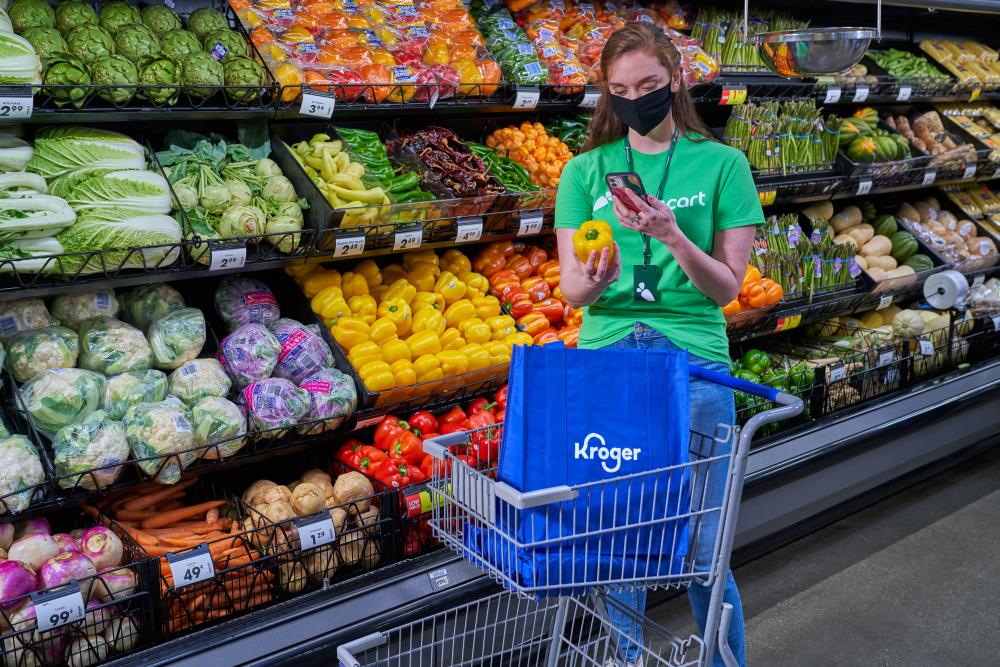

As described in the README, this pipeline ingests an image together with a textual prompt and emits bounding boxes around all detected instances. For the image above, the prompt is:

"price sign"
[579,86,600,109]
[757,190,777,207]
[963,163,977,180]
[32,583,85,632]
[972,274,985,288]
[0,90,33,121]
[853,85,870,103]
[991,313,1000,331]
[856,180,873,196]
[294,512,337,551]
[393,225,423,251]
[455,217,483,243]
[922,169,937,186]
[428,567,451,590]
[209,242,247,271]
[518,210,544,236]
[512,85,540,110]
[299,92,335,119]
[774,313,802,332]
[876,294,894,311]
[918,338,935,356]
[877,345,895,368]
[897,85,912,101]
[823,86,842,104]
[334,232,365,258]
[827,362,846,384]
[167,545,215,589]
[719,84,748,106]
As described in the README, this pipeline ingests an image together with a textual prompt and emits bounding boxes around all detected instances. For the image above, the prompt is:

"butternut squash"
[831,212,859,233]
[855,254,868,270]
[833,234,857,248]
[845,223,875,247]
[866,267,888,281]
[861,235,892,257]
[886,265,917,281]
[802,201,835,221]
[866,254,898,271]
[897,202,920,221]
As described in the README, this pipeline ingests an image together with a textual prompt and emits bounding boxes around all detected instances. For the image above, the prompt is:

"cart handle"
[690,365,784,402]
[338,632,387,667]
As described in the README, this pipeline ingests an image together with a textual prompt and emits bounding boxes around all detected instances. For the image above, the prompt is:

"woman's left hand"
[614,188,681,246]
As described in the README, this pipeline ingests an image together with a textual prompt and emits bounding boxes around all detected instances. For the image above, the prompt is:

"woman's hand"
[580,242,622,288]
[614,188,681,246]
[556,228,621,308]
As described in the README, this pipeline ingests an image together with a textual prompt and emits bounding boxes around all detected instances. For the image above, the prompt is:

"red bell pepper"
[336,439,365,466]
[439,421,467,435]
[468,411,500,463]
[389,430,424,464]
[440,405,467,425]
[374,415,410,450]
[533,298,564,324]
[494,385,507,412]
[533,329,560,345]
[494,407,505,423]
[375,459,413,488]
[419,454,435,479]
[467,397,496,416]
[521,276,551,303]
[358,448,388,476]
[408,410,438,436]
[505,292,534,319]
[505,255,533,279]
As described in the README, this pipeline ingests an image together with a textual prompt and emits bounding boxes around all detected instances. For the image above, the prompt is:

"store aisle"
[649,446,1000,666]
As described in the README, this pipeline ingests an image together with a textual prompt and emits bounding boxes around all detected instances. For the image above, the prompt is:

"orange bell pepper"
[521,276,551,303]
[533,328,560,345]
[722,299,742,316]
[504,255,533,280]
[738,279,783,309]
[556,326,579,348]
[537,260,561,288]
[743,265,762,284]
[524,246,548,271]
[517,311,550,337]
[489,269,521,292]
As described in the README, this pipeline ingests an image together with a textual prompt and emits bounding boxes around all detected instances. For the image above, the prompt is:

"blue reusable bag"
[467,342,692,595]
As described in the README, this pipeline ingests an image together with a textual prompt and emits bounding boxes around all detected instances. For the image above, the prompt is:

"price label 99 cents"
[32,583,85,632]
[167,544,215,589]
[393,226,423,251]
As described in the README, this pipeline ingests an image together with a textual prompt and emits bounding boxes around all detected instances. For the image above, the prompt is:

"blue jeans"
[603,323,745,667]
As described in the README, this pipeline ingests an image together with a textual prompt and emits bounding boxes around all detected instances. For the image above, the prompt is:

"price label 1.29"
[823,86,842,104]
[455,217,483,243]
[209,242,247,271]
[512,85,540,110]
[32,583,85,632]
[167,544,215,589]
[0,91,33,121]
[393,225,423,251]
[334,232,365,258]
[299,91,335,119]
[294,512,337,551]
[517,210,544,236]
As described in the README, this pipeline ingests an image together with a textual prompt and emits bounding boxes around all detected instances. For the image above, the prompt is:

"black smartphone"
[605,172,647,212]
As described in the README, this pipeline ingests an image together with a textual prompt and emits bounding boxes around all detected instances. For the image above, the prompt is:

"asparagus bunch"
[723,100,841,174]
[751,214,857,299]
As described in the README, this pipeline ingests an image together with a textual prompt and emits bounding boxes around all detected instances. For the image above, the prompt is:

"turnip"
[51,534,80,555]
[66,634,108,667]
[0,633,40,667]
[38,552,96,600]
[83,600,116,637]
[103,615,138,655]
[8,535,59,571]
[13,519,50,540]
[91,568,136,603]
[0,560,37,611]
[78,528,123,572]
[8,604,68,666]
[0,523,14,551]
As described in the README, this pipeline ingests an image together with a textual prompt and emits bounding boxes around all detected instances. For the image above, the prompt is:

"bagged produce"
[191,396,247,459]
[121,284,185,331]
[20,368,106,438]
[242,378,309,438]
[52,410,129,490]
[51,290,119,330]
[5,326,79,384]
[147,306,206,370]
[270,318,334,384]
[123,397,196,484]
[218,323,280,389]
[0,298,58,341]
[168,358,231,404]
[78,317,153,375]
[0,435,45,514]
[215,277,280,331]
[298,368,357,435]
[103,369,168,421]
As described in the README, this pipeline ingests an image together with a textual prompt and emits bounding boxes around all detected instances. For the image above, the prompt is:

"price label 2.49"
[294,512,337,551]
[512,85,540,110]
[32,583,85,632]
[518,210,544,236]
[393,225,423,251]
[334,232,365,258]
[167,544,215,589]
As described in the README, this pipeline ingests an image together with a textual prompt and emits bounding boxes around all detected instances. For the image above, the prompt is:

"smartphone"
[605,172,647,212]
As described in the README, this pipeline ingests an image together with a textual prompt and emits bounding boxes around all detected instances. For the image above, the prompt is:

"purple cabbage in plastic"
[215,277,279,332]
[218,324,279,389]
[241,378,308,438]
[269,319,334,384]
[298,368,357,435]
[0,560,37,611]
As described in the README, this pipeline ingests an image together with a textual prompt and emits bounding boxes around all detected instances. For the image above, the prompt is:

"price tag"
[918,338,934,356]
[877,346,895,367]
[853,85,870,103]
[294,512,337,551]
[518,210,544,236]
[209,243,247,271]
[963,163,977,180]
[455,217,483,243]
[823,86,842,104]
[991,313,1000,331]
[512,85,540,110]
[393,225,423,251]
[774,313,802,332]
[757,190,777,206]
[876,294,893,310]
[0,90,33,121]
[579,86,600,109]
[827,363,846,384]
[897,85,912,101]
[32,583,85,632]
[856,180,872,196]
[428,567,451,590]
[334,232,365,258]
[719,84,748,106]
[922,170,937,186]
[167,544,215,589]
[973,274,985,288]
[299,92,335,119]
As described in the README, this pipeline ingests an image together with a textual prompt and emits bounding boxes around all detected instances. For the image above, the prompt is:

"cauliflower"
[20,368,106,438]
[5,326,79,384]
[121,284,185,331]
[148,306,206,370]
[191,396,247,460]
[51,290,120,330]
[0,299,58,341]
[168,358,231,405]
[0,435,45,514]
[123,397,196,484]
[78,317,153,376]
[52,410,129,491]
[103,370,168,421]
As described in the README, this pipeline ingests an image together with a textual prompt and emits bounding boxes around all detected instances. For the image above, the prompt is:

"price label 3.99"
[32,583,85,632]
[294,512,337,551]
[167,544,215,589]
[517,210,544,236]
[299,92,335,119]
[393,225,423,251]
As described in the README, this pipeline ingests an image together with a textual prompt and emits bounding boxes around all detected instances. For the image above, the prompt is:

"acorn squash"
[853,107,879,125]
[875,136,900,162]
[873,214,898,237]
[890,230,918,261]
[847,136,879,163]
[839,118,872,147]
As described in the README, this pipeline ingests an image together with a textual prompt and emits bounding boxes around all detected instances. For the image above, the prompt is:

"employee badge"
[633,265,660,302]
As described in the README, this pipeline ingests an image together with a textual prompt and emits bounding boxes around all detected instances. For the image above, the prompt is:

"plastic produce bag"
[242,377,309,439]
[52,410,130,490]
[215,277,280,332]
[148,306,206,370]
[51,289,120,330]
[78,317,153,375]
[103,369,169,421]
[270,318,334,384]
[20,368,107,438]
[218,323,280,389]
[168,358,231,404]
[121,284,185,331]
[0,299,58,341]
[124,397,196,485]
[0,435,45,514]
[191,396,247,459]
[298,368,357,435]
[5,326,79,384]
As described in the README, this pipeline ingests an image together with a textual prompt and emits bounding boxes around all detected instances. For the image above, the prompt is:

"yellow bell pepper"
[486,340,511,364]
[486,315,516,339]
[402,250,438,270]
[381,339,412,365]
[573,220,615,263]
[443,299,476,328]
[341,271,369,299]
[381,263,408,285]
[439,327,466,351]
[441,249,471,275]
[461,343,491,371]
[312,288,349,321]
[382,278,416,304]
[413,291,445,312]
[412,308,446,336]
[472,295,501,319]
[332,318,369,350]
[353,259,383,287]
[359,360,394,391]
[436,350,469,376]
[407,264,437,292]
[368,317,397,344]
[406,330,441,357]
[505,332,533,348]
[413,353,443,382]
[285,262,317,281]
[434,271,467,305]
[347,295,377,324]
[302,269,341,298]
[460,271,489,297]
[371,284,390,303]
[391,358,416,386]
[349,341,383,369]
[376,298,412,336]
[459,318,491,344]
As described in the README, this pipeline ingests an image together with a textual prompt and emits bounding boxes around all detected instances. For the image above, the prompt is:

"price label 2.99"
[334,232,365,258]
[167,544,215,589]
[0,91,33,121]
[455,217,483,243]
[32,583,85,632]
[512,85,540,110]
[209,242,247,271]
[518,210,544,236]
[294,512,337,551]
[393,225,423,251]
[300,92,335,119]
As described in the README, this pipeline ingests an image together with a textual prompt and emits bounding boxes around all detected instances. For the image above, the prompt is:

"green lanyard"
[623,128,680,265]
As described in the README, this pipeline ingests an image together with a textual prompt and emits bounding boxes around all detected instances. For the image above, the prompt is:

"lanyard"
[623,128,680,265]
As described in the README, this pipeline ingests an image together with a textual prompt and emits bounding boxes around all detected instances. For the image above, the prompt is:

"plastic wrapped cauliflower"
[0,435,45,514]
[191,396,247,460]
[78,317,153,376]
[52,410,130,490]
[168,358,231,405]
[215,277,279,332]
[298,368,357,435]
[51,290,120,330]
[103,369,168,421]
[5,326,79,384]
[121,284,185,331]
[148,307,206,370]
[242,378,309,439]
[0,299,58,341]
[124,397,196,484]
[20,368,107,438]
[218,323,279,389]
[270,319,334,384]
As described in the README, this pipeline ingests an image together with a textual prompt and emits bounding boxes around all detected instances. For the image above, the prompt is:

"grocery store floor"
[649,445,1000,667]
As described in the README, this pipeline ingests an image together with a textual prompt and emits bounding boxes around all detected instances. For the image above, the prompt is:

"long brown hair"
[582,22,711,152]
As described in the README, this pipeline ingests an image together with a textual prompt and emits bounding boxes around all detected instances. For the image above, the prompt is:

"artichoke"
[140,4,181,37]
[55,1,98,33]
[90,54,138,104]
[99,1,140,33]
[66,26,115,65]
[114,22,160,63]
[223,55,266,102]
[9,0,55,32]
[43,52,91,108]
[186,7,228,40]
[180,50,223,99]
[201,28,248,61]
[159,28,200,64]
[21,27,67,64]
[138,55,178,105]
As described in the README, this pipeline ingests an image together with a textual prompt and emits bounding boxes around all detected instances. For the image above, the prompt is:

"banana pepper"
[332,317,369,350]
[347,295,377,324]
[412,308,446,336]
[341,271,370,299]
[436,350,469,376]
[383,278,417,304]
[434,271,468,304]
[444,299,476,328]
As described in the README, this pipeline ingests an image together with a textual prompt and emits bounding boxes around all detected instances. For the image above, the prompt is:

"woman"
[554,22,763,667]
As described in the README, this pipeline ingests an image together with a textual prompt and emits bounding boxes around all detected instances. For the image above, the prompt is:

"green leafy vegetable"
[27,127,147,180]
[55,207,182,273]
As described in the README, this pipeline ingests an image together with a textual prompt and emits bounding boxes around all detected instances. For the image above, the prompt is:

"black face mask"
[609,83,674,136]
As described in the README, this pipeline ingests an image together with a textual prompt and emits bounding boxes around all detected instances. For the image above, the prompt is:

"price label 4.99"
[167,544,215,589]
[455,217,483,243]
[32,583,85,632]
[294,512,337,551]
[517,210,544,236]
[0,91,33,121]
[393,225,423,251]
[334,232,365,258]
[299,92,335,119]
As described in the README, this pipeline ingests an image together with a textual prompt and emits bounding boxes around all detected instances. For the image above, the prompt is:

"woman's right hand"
[580,243,622,288]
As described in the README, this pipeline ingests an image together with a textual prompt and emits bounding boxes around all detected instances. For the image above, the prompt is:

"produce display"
[868,49,949,81]
[920,39,1000,86]
[839,108,914,164]
[723,100,840,174]
[692,7,807,71]
[731,348,815,428]
[388,126,505,198]
[940,104,1000,157]
[824,201,925,284]
[333,127,434,206]
[884,111,977,167]
[486,121,572,188]
[895,197,997,266]
[944,183,1000,219]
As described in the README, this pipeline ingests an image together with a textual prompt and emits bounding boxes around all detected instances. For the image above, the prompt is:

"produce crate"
[730,346,822,441]
[866,43,962,100]
[939,114,1000,182]
[892,195,999,275]
[838,125,933,191]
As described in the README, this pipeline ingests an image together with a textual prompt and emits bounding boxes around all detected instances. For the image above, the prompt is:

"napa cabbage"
[59,170,172,213]
[0,32,42,86]
[26,127,146,180]
[55,207,181,274]
[0,192,76,238]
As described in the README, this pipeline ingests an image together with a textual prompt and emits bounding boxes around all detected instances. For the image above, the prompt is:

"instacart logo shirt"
[555,133,763,365]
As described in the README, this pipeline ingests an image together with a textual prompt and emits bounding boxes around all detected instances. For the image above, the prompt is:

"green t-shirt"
[554,133,763,364]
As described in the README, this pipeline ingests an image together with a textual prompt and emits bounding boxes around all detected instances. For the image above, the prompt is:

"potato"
[277,561,308,594]
[914,201,935,220]
[243,480,277,506]
[957,221,978,238]
[937,210,958,227]
[300,469,332,488]
[333,473,374,513]
[291,483,325,516]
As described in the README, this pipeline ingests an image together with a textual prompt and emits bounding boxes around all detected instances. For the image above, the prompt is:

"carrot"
[119,525,160,548]
[123,478,198,511]
[145,545,178,557]
[115,509,157,521]
[141,501,226,529]
[160,536,213,548]
[206,508,220,522]
[159,501,183,511]
[144,528,197,537]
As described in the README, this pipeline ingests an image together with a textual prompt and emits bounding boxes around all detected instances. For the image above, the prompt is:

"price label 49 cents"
[294,512,337,551]
[167,544,215,589]
[518,210,544,236]
[455,217,483,243]
[393,226,423,251]
[32,583,85,632]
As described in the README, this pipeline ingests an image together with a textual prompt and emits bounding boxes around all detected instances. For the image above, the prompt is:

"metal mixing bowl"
[751,28,878,78]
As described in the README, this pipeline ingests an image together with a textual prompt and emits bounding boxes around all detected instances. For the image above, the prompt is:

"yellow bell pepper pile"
[286,248,519,392]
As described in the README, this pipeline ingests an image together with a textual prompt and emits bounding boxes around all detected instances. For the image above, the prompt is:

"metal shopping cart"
[338,368,802,667]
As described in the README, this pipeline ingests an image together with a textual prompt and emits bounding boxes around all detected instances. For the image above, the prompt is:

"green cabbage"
[26,127,147,180]
[55,207,182,274]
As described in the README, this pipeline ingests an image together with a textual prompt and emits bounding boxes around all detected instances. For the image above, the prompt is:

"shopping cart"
[339,368,801,667]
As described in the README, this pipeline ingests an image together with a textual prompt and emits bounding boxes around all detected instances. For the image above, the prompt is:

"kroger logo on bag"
[573,433,642,474]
